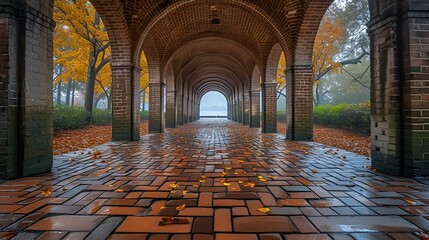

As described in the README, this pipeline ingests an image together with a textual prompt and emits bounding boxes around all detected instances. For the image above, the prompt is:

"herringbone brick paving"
[0,119,428,239]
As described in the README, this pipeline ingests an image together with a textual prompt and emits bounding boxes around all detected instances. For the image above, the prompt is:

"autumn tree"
[54,0,111,116]
[276,0,370,106]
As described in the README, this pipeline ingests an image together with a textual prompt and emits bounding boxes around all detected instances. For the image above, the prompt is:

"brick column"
[149,82,164,133]
[190,99,194,122]
[183,96,189,124]
[250,90,260,128]
[243,93,250,125]
[165,91,176,128]
[262,83,277,133]
[176,94,183,125]
[111,65,141,141]
[237,97,243,123]
[369,1,429,176]
[0,1,54,178]
[286,65,313,141]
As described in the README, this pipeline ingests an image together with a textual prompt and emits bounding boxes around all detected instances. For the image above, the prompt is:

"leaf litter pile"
[53,121,148,155]
[278,123,370,156]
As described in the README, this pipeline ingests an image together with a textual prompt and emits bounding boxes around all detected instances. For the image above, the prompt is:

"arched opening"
[200,91,228,118]
[52,0,114,155]
[311,0,371,156]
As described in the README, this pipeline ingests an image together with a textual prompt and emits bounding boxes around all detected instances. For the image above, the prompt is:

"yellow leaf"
[115,188,124,193]
[244,182,255,188]
[223,182,232,186]
[238,181,244,184]
[176,204,186,211]
[268,175,278,179]
[41,189,52,197]
[170,183,179,189]
[160,205,166,210]
[182,190,189,196]
[258,208,270,213]
[199,179,206,183]
[225,167,232,170]
[193,184,199,188]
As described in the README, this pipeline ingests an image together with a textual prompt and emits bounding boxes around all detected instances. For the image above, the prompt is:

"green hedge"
[54,105,89,130]
[92,109,112,125]
[277,110,286,122]
[140,111,149,121]
[314,102,370,130]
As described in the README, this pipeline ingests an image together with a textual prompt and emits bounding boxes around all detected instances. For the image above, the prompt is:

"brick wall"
[262,83,278,133]
[286,65,314,141]
[250,91,261,128]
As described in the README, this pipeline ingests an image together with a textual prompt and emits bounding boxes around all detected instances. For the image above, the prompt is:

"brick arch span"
[133,0,291,68]
[164,37,258,81]
[90,0,132,65]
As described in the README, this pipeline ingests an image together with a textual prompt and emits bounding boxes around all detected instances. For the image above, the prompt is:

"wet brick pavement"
[0,119,428,240]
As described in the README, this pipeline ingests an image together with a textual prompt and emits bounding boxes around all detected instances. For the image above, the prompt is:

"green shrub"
[54,105,89,130]
[92,109,112,125]
[277,110,286,122]
[140,111,149,120]
[314,102,370,130]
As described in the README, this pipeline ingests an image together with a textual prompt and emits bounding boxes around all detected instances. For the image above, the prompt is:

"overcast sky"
[200,91,227,111]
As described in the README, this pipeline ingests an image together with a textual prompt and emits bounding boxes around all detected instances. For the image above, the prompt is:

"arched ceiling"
[90,0,334,100]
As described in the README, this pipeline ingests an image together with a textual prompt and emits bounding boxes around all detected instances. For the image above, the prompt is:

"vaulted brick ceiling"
[91,0,333,93]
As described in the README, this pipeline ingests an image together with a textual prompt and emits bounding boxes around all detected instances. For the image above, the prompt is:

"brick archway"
[1,0,428,178]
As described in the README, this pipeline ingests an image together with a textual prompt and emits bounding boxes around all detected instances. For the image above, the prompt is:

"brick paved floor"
[1,119,428,240]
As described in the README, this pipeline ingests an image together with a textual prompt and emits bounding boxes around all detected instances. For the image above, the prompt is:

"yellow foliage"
[313,17,345,77]
[276,17,345,88]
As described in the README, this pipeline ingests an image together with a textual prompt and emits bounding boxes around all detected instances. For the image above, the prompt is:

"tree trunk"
[65,80,72,106]
[56,81,62,105]
[84,65,96,114]
[142,91,146,112]
[107,94,111,110]
[71,81,76,106]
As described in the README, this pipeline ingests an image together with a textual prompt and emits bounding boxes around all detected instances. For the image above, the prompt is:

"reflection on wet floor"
[0,119,428,239]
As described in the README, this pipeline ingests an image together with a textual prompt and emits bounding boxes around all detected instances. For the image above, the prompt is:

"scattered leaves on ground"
[278,123,370,156]
[54,121,148,155]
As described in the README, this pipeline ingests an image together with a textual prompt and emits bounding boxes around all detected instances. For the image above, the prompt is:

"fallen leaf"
[244,182,255,188]
[223,182,232,186]
[176,204,186,211]
[199,179,206,183]
[159,217,190,226]
[41,189,52,197]
[258,208,270,213]
[170,183,179,189]
[268,175,278,179]
[115,188,124,193]
[311,169,318,173]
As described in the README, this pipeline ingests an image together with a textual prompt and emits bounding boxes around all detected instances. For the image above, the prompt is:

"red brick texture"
[369,0,429,176]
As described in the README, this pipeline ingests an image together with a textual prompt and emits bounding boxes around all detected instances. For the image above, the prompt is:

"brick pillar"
[190,99,194,122]
[243,93,250,125]
[149,82,164,133]
[369,1,429,176]
[0,1,55,178]
[232,101,237,121]
[250,90,260,128]
[237,97,243,123]
[196,102,200,120]
[262,83,277,133]
[176,94,183,125]
[111,66,141,141]
[183,96,188,124]
[286,65,313,141]
[165,91,176,128]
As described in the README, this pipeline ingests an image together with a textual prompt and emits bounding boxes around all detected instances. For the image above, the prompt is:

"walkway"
[0,119,428,240]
